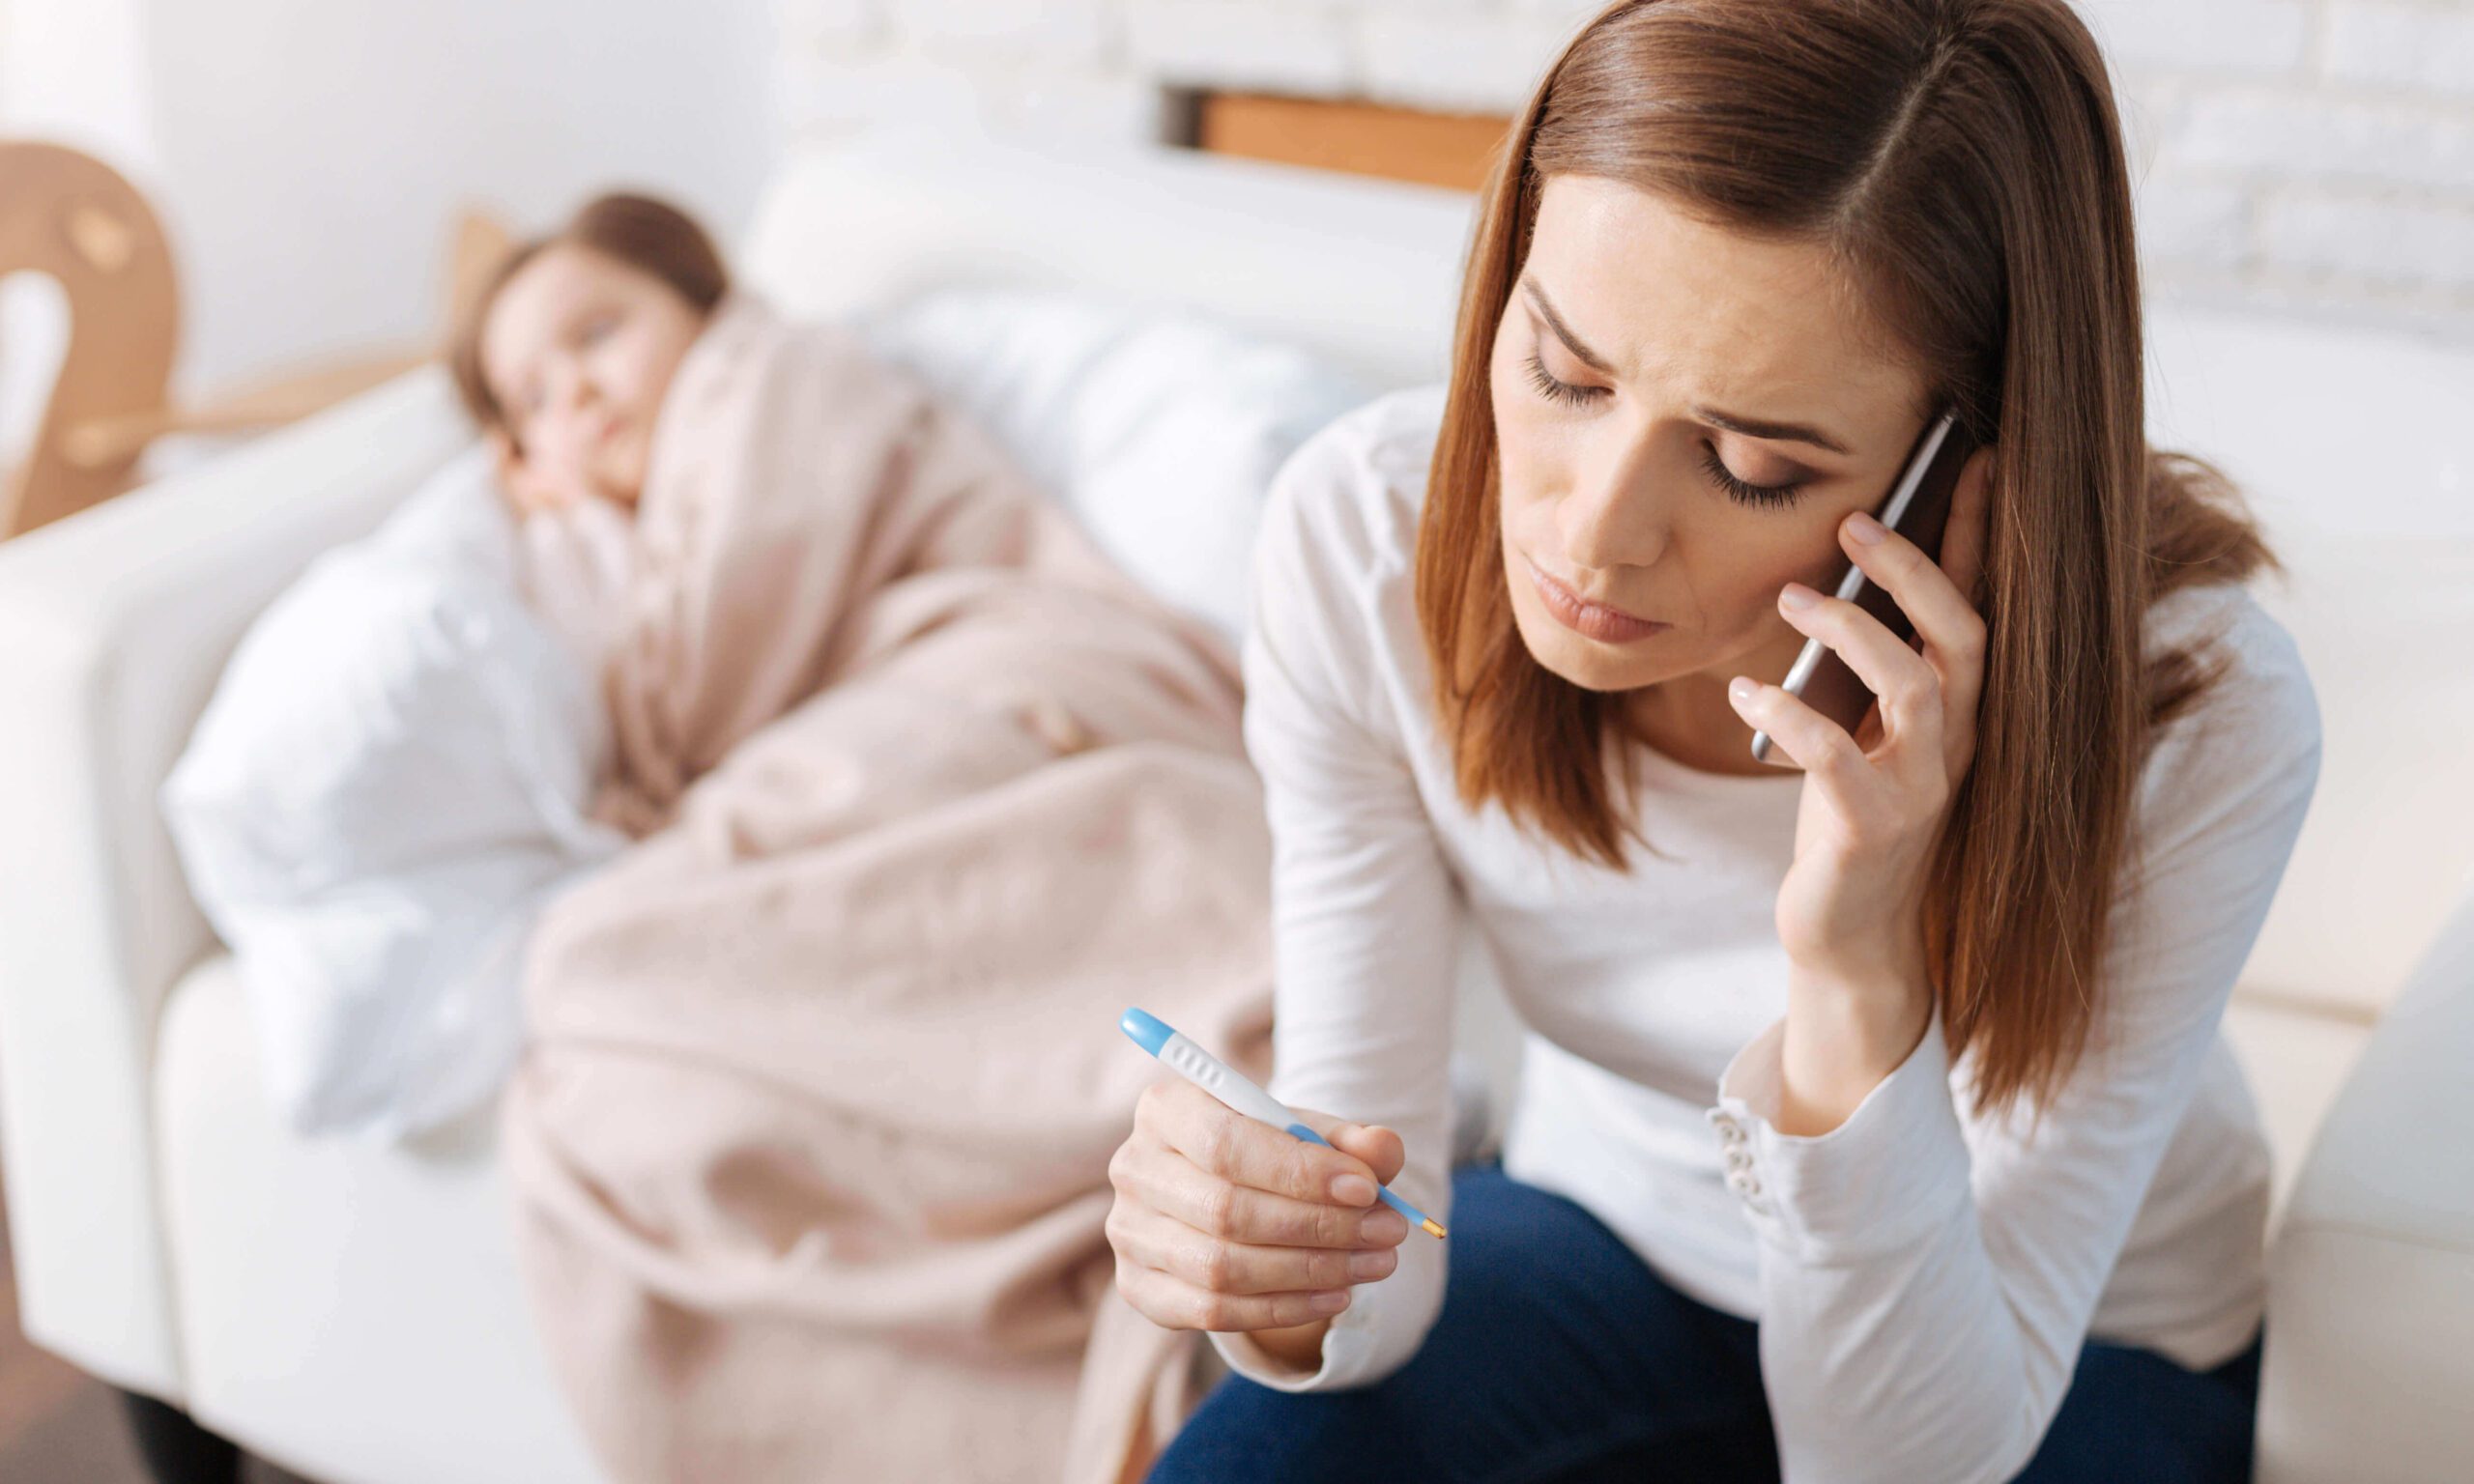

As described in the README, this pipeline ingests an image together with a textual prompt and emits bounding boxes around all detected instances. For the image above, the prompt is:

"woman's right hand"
[1106,1078,1411,1364]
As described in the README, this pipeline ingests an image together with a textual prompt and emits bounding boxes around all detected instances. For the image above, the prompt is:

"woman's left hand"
[1723,446,1996,1110]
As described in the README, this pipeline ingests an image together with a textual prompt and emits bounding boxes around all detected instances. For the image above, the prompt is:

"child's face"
[480,243,706,512]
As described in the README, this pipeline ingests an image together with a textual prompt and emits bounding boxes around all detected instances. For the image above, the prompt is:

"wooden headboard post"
[0,141,180,539]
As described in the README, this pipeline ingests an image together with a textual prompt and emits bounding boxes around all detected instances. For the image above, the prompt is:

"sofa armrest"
[0,367,468,1396]
[2258,871,2474,1483]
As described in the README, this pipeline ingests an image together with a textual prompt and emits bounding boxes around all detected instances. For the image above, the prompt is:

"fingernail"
[1727,675,1756,706]
[1311,1290,1351,1314]
[1332,1175,1376,1206]
[1359,1210,1409,1243]
[1847,511,1886,544]
[1779,583,1819,611]
[1349,1249,1396,1280]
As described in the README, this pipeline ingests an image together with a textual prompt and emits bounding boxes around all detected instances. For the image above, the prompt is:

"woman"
[1104,1,2319,1480]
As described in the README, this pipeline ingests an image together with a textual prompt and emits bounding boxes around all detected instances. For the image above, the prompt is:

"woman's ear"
[489,429,566,518]
[1942,443,1996,611]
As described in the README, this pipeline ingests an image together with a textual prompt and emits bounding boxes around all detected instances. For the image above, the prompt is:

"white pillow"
[856,289,1370,642]
[162,447,626,1139]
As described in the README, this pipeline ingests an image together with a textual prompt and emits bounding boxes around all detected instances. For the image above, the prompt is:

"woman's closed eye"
[1523,351,1606,411]
[1523,352,1808,509]
[1697,442,1803,508]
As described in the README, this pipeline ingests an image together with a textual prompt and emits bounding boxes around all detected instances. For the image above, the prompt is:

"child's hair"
[448,190,730,442]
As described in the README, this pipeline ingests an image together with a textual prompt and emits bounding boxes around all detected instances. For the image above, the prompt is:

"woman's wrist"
[1248,1316,1335,1372]
[1775,966,1932,1136]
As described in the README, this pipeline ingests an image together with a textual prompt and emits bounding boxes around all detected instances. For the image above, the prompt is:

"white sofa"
[2,133,2469,1484]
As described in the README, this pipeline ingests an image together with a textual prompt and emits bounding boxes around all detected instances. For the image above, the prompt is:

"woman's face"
[480,243,705,511]
[1490,176,1936,700]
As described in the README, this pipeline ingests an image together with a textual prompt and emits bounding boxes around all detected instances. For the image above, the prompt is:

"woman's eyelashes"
[1520,353,1808,509]
[1523,350,1605,410]
[1696,442,1804,507]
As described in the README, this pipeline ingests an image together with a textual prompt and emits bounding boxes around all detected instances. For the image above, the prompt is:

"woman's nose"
[1556,431,1668,571]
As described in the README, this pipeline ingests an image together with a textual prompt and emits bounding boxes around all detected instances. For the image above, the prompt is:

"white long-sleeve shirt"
[1211,387,2321,1484]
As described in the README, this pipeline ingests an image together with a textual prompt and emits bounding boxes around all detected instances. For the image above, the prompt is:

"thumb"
[1323,1122,1407,1188]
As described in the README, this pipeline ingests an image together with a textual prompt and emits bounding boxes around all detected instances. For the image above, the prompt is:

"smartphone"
[1749,409,1974,769]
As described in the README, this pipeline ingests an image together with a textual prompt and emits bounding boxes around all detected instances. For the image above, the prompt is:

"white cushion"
[857,288,1369,642]
[2258,883,2474,1483]
[2238,529,2474,1016]
[159,448,624,1139]
[155,953,603,1484]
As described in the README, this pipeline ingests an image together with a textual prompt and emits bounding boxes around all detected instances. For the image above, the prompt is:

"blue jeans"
[1149,1164,2261,1484]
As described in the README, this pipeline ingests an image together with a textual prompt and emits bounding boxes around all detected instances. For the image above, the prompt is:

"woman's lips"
[1525,556,1669,643]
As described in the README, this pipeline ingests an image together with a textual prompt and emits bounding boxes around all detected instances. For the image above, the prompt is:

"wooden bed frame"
[1193,92,1511,193]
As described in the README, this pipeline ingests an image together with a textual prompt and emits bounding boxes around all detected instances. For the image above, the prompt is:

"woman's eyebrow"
[1521,275,1855,457]
[1520,278,1617,376]
[1691,406,1851,456]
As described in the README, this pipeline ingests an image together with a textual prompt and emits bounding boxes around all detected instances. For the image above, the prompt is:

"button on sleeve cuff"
[1712,1006,1973,1266]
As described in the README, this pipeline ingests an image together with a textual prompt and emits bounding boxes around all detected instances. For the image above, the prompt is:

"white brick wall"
[2326,1,2474,98]
[776,0,2474,342]
[1123,2,1356,98]
[2080,0,2474,338]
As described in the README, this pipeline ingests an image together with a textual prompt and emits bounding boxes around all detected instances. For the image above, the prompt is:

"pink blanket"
[500,297,1269,1483]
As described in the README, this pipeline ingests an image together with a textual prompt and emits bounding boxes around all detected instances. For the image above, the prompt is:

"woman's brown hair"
[1417,0,2275,1115]
[447,190,729,444]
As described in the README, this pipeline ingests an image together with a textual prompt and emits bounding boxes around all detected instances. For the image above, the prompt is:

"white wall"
[1,0,781,403]
[776,0,2474,345]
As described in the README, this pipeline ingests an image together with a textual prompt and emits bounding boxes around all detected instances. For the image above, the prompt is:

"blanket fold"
[501,297,1270,1484]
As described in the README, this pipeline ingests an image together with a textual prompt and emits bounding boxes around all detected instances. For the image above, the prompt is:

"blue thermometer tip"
[1119,1007,1173,1057]
[1285,1123,1450,1240]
